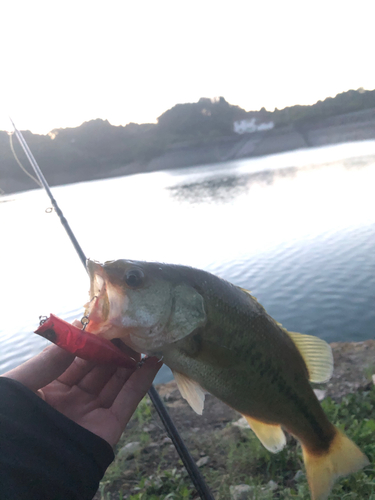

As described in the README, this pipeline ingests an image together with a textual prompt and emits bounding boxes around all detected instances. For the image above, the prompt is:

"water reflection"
[343,154,375,169]
[169,166,299,203]
[169,174,247,203]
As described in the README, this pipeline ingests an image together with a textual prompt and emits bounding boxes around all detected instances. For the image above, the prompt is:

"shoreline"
[2,108,375,195]
[92,111,375,182]
[95,340,375,499]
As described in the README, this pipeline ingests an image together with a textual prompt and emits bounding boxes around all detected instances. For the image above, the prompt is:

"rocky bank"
[95,340,375,500]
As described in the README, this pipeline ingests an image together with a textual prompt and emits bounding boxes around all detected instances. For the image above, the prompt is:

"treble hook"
[137,355,164,368]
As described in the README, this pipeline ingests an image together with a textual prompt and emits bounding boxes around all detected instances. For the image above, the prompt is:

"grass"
[98,386,375,500]
[364,364,375,382]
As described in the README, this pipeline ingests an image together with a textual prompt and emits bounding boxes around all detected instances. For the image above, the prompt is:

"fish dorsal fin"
[243,415,286,453]
[172,370,206,415]
[239,287,258,301]
[240,287,333,384]
[286,331,333,383]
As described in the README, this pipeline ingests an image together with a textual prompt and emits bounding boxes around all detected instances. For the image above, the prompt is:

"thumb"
[2,344,75,393]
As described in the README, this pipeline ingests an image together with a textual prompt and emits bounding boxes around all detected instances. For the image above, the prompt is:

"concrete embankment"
[94,339,375,499]
[124,108,375,175]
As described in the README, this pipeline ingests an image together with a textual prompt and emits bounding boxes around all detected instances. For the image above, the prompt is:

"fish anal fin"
[302,428,369,500]
[172,370,206,415]
[242,415,286,453]
[286,331,333,383]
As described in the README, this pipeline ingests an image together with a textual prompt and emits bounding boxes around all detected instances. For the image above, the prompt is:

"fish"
[84,258,369,500]
[35,314,137,369]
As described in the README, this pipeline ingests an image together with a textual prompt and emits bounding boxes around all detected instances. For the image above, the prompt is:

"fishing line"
[10,118,86,267]
[10,119,215,500]
[9,132,42,187]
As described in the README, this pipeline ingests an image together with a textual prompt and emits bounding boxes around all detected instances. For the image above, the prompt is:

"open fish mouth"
[84,260,109,334]
[84,259,124,338]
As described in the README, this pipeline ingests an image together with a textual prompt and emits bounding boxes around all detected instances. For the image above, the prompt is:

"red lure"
[35,314,137,369]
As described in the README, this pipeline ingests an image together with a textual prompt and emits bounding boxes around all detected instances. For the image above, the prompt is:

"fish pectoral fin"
[242,415,286,453]
[172,370,206,415]
[286,331,333,383]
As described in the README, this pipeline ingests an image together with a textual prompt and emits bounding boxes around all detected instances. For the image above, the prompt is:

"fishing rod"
[10,119,215,500]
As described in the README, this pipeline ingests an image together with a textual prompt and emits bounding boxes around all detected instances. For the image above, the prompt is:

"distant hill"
[1,88,375,194]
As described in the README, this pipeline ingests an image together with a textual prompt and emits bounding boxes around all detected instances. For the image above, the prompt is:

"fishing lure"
[35,314,137,368]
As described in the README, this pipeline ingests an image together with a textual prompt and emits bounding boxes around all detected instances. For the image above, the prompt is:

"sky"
[1,0,374,135]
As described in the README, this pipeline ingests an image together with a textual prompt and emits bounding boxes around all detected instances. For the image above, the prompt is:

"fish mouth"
[85,260,142,362]
[84,259,124,338]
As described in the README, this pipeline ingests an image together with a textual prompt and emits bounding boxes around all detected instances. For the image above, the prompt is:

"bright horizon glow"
[1,0,374,134]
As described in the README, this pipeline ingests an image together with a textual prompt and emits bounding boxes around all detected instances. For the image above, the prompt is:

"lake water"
[1,141,374,383]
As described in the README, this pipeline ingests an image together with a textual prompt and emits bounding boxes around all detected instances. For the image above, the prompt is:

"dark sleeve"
[0,377,115,500]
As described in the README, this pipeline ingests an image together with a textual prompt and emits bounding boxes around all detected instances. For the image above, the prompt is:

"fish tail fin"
[301,428,369,500]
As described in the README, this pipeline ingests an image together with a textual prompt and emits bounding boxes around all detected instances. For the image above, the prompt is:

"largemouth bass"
[85,258,368,500]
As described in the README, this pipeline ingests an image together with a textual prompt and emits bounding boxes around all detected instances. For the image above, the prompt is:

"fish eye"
[124,268,145,288]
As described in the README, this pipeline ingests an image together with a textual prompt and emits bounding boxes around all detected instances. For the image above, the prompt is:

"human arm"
[0,345,161,499]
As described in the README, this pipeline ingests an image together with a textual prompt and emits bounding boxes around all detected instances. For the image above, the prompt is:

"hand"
[3,344,162,447]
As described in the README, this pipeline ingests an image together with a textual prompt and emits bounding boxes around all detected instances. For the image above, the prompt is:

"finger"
[98,366,136,408]
[76,364,119,396]
[56,357,97,387]
[56,339,139,387]
[111,357,162,427]
[115,339,141,361]
[3,345,75,392]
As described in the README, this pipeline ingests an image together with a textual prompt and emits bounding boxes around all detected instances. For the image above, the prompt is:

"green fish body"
[85,259,368,500]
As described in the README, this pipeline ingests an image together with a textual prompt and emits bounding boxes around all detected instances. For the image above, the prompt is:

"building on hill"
[233,118,274,134]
